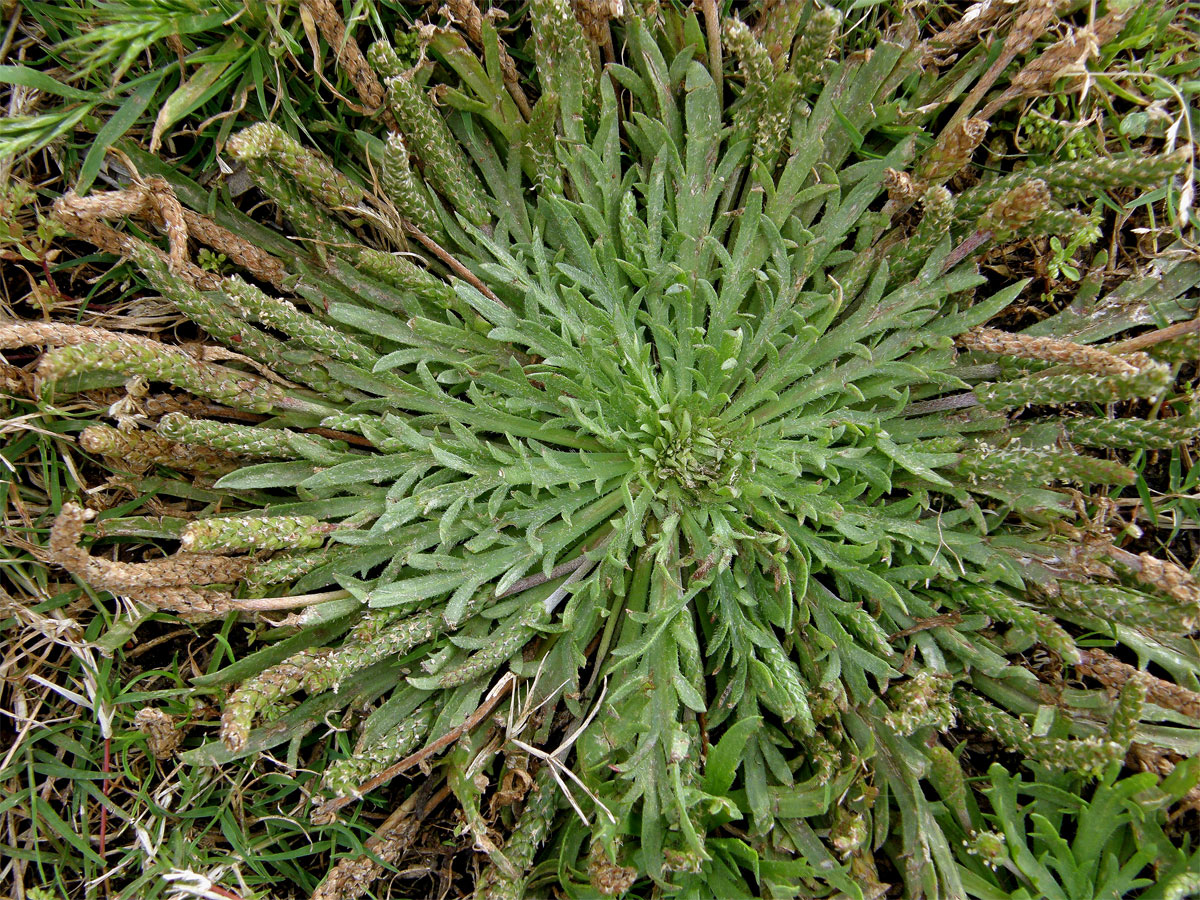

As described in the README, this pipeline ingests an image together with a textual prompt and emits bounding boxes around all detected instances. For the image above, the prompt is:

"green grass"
[0,387,398,897]
[6,0,410,169]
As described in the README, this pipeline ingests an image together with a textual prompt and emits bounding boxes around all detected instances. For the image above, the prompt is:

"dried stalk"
[1077,649,1200,720]
[982,6,1135,118]
[312,672,516,822]
[441,0,532,117]
[959,327,1140,375]
[300,0,398,130]
[310,781,451,900]
[53,193,219,289]
[49,503,246,617]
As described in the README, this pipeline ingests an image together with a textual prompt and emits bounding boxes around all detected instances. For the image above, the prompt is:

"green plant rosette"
[13,1,1200,897]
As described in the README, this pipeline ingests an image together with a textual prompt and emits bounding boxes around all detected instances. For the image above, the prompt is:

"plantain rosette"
[15,0,1200,897]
